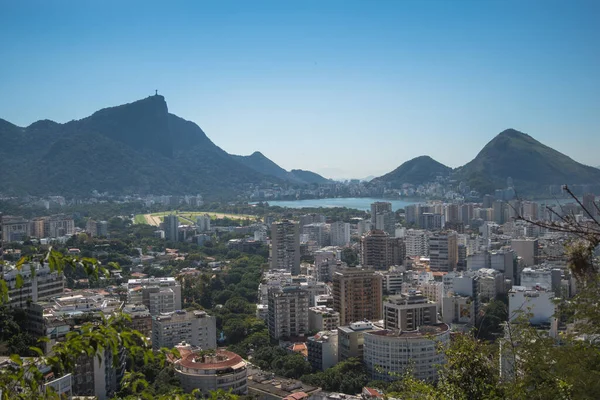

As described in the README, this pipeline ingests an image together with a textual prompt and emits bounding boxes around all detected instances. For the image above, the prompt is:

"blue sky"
[1,0,599,178]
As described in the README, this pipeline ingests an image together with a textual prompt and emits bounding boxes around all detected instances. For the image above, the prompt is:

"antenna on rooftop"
[155,90,158,96]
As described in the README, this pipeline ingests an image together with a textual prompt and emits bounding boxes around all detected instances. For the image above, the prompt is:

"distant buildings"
[1,214,74,242]
[371,202,395,236]
[271,220,301,275]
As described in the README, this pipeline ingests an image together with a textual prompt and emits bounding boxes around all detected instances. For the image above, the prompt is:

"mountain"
[372,156,451,187]
[454,129,600,194]
[289,169,331,184]
[231,152,304,184]
[0,95,278,198]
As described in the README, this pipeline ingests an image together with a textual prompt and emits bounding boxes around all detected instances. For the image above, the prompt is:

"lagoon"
[264,197,421,211]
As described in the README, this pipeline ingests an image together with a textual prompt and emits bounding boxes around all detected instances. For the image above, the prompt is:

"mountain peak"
[372,155,451,187]
[455,129,600,194]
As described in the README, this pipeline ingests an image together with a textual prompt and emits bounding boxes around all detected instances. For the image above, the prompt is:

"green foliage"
[252,347,311,379]
[301,358,368,394]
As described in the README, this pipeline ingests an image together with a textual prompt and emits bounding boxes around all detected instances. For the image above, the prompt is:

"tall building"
[383,291,437,331]
[360,230,405,269]
[164,214,180,242]
[371,202,395,235]
[404,204,420,226]
[405,229,429,257]
[152,310,217,351]
[330,221,351,246]
[267,286,309,340]
[511,238,539,266]
[444,204,459,223]
[196,214,211,232]
[302,223,329,247]
[333,268,383,325]
[363,324,450,382]
[429,231,458,272]
[271,220,301,275]
[582,193,596,218]
[307,330,338,371]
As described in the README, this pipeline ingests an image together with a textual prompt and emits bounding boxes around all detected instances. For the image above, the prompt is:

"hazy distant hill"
[232,151,305,184]
[289,169,331,184]
[454,129,600,194]
[0,96,277,198]
[372,156,451,188]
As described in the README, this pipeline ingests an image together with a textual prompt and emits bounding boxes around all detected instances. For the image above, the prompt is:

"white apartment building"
[127,277,182,315]
[267,286,309,340]
[152,310,217,351]
[520,267,561,292]
[258,270,292,305]
[307,330,338,371]
[3,263,64,309]
[508,286,556,325]
[364,324,450,382]
[383,291,437,331]
[405,229,429,257]
[376,267,405,294]
[442,294,475,326]
[308,306,340,332]
[330,221,351,246]
[418,280,444,309]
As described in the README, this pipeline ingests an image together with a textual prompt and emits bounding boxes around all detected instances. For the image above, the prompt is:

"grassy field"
[133,214,148,224]
[133,211,260,226]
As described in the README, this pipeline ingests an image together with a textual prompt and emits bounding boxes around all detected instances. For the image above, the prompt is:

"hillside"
[454,129,600,194]
[289,169,331,185]
[232,152,303,183]
[372,156,451,188]
[0,95,276,198]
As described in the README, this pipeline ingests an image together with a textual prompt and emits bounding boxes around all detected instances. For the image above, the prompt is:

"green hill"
[289,169,331,184]
[0,95,277,198]
[372,156,451,188]
[454,129,600,194]
[232,151,304,183]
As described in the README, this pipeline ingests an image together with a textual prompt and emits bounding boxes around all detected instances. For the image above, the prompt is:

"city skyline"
[1,0,599,178]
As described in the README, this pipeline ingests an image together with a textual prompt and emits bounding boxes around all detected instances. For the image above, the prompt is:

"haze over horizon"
[1,0,599,179]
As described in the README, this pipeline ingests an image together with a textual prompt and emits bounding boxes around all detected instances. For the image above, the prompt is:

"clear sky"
[1,0,599,179]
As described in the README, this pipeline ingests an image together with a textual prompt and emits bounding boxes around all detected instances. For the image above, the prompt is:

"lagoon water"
[263,196,575,212]
[265,197,421,211]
